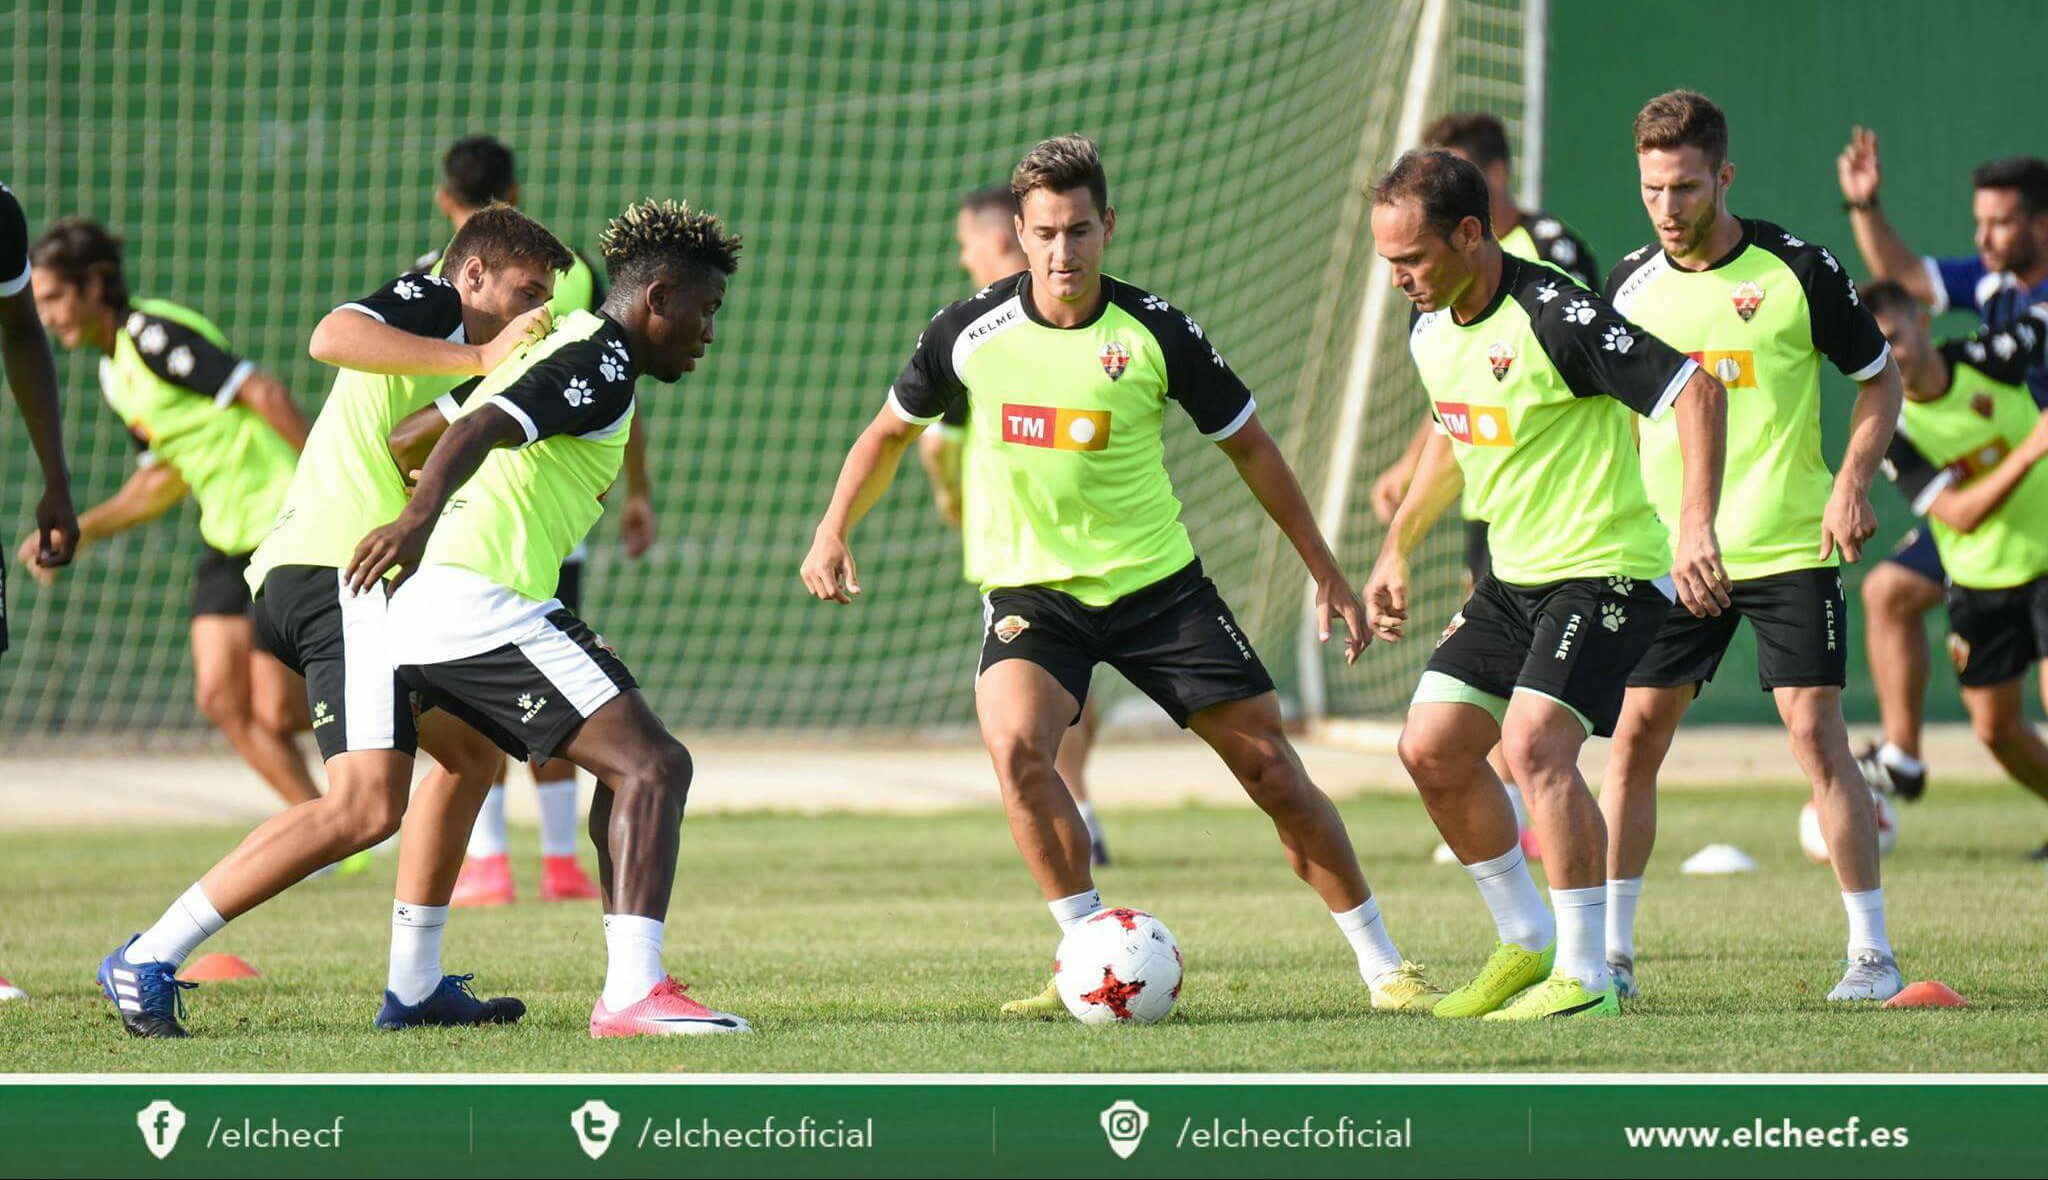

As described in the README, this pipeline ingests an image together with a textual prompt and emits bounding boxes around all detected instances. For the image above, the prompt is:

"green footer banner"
[2,1077,2041,1176]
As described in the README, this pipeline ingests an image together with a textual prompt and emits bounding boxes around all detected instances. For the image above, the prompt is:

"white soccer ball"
[1054,907,1182,1025]
[1799,789,1898,864]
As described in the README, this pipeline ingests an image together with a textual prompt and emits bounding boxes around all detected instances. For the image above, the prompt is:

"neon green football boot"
[1369,961,1448,1013]
[1000,977,1065,1020]
[1432,940,1554,1019]
[1482,972,1619,1020]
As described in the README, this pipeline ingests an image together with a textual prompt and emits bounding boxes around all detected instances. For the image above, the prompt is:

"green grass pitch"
[2,781,2041,1073]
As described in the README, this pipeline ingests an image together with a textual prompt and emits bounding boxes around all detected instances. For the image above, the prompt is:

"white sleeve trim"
[1922,256,1950,316]
[335,301,385,323]
[485,394,540,444]
[1644,356,1699,422]
[886,386,943,426]
[135,449,162,469]
[1202,396,1257,441]
[213,360,256,408]
[433,393,462,423]
[1910,468,1957,516]
[1845,339,1892,383]
[0,260,28,297]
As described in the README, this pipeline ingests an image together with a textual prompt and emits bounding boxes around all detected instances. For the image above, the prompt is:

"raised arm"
[308,302,550,377]
[800,405,923,603]
[1216,413,1367,662]
[1838,127,1938,304]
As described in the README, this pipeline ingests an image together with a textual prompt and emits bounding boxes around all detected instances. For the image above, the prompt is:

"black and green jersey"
[1407,255,1697,584]
[888,272,1256,606]
[99,299,296,554]
[414,244,604,320]
[0,181,28,297]
[1501,210,1598,292]
[1608,218,1891,580]
[423,309,636,601]
[1882,315,2048,589]
[248,272,471,589]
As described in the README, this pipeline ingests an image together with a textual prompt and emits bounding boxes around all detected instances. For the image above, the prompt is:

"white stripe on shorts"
[335,571,400,751]
[513,617,623,720]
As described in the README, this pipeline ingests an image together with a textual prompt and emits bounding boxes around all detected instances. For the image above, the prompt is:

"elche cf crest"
[1731,280,1765,322]
[1098,340,1130,381]
[1487,342,1516,381]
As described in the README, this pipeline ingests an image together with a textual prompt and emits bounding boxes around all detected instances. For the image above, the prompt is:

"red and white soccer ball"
[1053,907,1183,1025]
[1798,787,1898,864]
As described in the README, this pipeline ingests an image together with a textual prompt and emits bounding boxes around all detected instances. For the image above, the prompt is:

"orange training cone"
[179,953,261,982]
[1883,981,1966,1009]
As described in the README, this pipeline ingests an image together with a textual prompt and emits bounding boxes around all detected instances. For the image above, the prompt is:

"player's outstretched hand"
[34,484,78,568]
[620,493,656,558]
[476,305,554,374]
[1315,573,1371,664]
[800,530,861,604]
[1820,484,1877,563]
[1838,127,1880,205]
[346,518,429,595]
[1672,526,1732,617]
[1362,551,1409,643]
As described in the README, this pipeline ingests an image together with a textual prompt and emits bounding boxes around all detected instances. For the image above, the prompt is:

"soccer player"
[21,218,321,808]
[93,205,565,1038]
[918,182,1112,865]
[347,198,751,1037]
[803,135,1443,1017]
[1864,282,2048,833]
[1368,113,1600,857]
[416,135,646,907]
[0,180,78,655]
[1601,92,1906,1002]
[1366,148,1730,1019]
[1838,136,2048,799]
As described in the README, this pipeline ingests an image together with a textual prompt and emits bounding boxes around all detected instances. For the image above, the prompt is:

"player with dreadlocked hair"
[347,198,749,1037]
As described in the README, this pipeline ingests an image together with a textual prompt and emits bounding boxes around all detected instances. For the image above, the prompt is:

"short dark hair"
[1634,89,1728,167]
[1423,112,1511,171]
[29,217,129,309]
[600,198,742,295]
[1011,135,1108,215]
[441,203,573,279]
[1972,155,2048,216]
[1368,149,1493,240]
[442,136,518,209]
[960,182,1019,219]
[1860,279,1921,321]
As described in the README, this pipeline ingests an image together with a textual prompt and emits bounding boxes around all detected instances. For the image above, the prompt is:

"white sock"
[1877,743,1924,778]
[1607,876,1644,961]
[127,884,225,968]
[1462,844,1554,950]
[1332,896,1405,983]
[601,914,666,1011]
[1504,781,1529,831]
[1843,887,1892,957]
[387,900,448,1005]
[468,784,509,858]
[1552,884,1610,991]
[1075,801,1103,842]
[535,778,580,858]
[1047,889,1103,932]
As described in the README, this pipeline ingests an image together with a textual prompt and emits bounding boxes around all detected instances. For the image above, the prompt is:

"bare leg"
[196,749,412,918]
[1599,685,1693,880]
[1861,561,1941,759]
[1188,692,1368,911]
[1963,678,2048,805]
[191,615,320,806]
[1500,695,1603,891]
[1777,685,1881,892]
[975,660,1092,900]
[553,690,693,920]
[395,714,507,906]
[1397,702,1515,861]
[1055,696,1098,804]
